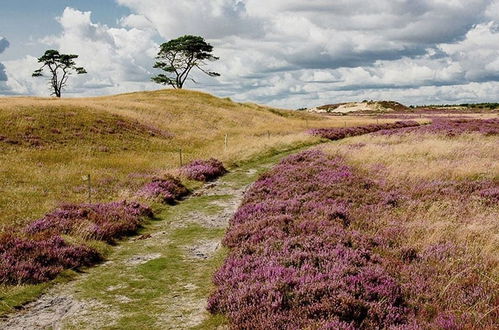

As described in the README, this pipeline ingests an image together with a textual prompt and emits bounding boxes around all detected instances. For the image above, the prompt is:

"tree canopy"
[152,35,220,89]
[32,50,87,98]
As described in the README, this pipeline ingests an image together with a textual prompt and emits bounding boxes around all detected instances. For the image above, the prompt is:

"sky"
[1,0,499,108]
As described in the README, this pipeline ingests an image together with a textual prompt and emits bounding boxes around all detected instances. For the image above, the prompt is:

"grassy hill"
[0,89,384,229]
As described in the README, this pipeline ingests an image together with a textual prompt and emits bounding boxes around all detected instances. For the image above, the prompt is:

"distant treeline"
[418,103,499,109]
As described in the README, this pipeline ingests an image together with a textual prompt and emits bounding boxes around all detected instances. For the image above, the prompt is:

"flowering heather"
[377,118,499,136]
[208,150,413,329]
[139,176,189,204]
[181,158,227,182]
[209,149,499,328]
[25,201,153,243]
[0,233,100,284]
[374,113,475,120]
[0,200,153,285]
[478,186,499,204]
[309,121,420,140]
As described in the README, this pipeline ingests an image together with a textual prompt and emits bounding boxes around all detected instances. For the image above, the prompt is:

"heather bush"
[394,241,498,329]
[26,201,153,243]
[181,158,227,181]
[0,233,100,284]
[377,118,499,136]
[209,149,499,328]
[0,200,153,285]
[309,121,420,140]
[478,186,499,203]
[208,150,413,329]
[139,176,189,204]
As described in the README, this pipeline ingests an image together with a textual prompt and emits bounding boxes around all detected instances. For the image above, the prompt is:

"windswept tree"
[152,35,220,89]
[32,50,87,98]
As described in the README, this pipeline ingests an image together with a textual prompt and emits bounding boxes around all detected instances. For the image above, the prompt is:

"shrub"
[309,121,420,140]
[208,149,498,328]
[0,233,100,284]
[25,201,153,243]
[181,158,227,181]
[0,200,153,285]
[208,150,412,329]
[376,118,499,136]
[139,176,189,204]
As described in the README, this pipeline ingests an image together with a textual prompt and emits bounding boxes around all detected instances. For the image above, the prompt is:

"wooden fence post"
[88,174,91,203]
[82,174,91,203]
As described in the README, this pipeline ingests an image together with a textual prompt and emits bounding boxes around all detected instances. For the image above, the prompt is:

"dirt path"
[0,156,279,329]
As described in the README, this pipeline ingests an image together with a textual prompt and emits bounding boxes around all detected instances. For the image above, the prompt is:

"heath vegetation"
[181,158,228,182]
[209,118,498,328]
[0,88,497,328]
[0,89,358,230]
[208,150,412,328]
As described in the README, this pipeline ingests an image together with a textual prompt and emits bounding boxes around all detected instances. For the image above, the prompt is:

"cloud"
[0,37,9,82]
[439,22,499,82]
[2,2,499,106]
[0,37,8,54]
[111,0,499,106]
[116,0,264,39]
[119,14,155,31]
[1,55,42,95]
[3,7,159,96]
[485,0,499,20]
[0,64,6,83]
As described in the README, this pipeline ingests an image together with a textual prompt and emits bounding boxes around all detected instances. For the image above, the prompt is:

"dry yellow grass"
[321,131,498,325]
[331,133,498,181]
[322,132,499,272]
[0,89,391,229]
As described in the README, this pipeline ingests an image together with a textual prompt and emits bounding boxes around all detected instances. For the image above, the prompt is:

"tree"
[152,35,220,89]
[32,50,87,98]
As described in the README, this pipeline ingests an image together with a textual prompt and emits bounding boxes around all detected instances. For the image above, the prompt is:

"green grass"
[0,283,50,315]
[66,196,230,328]
[0,271,77,315]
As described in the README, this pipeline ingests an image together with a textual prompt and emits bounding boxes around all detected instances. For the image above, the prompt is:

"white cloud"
[485,0,499,20]
[2,2,499,106]
[109,0,499,107]
[3,7,159,96]
[439,22,499,81]
[116,0,264,39]
[119,14,155,31]
[2,55,42,95]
